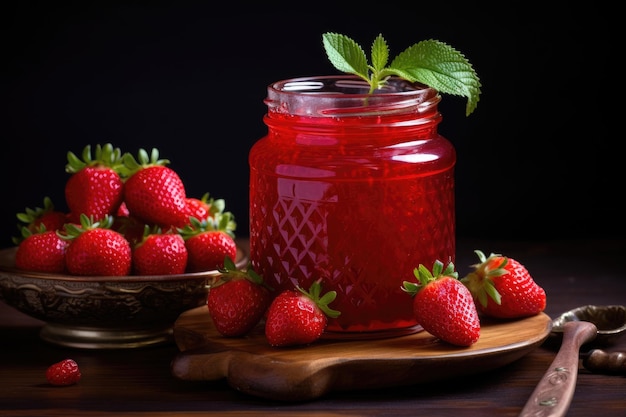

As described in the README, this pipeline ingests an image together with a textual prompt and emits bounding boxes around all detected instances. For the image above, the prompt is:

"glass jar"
[249,75,456,338]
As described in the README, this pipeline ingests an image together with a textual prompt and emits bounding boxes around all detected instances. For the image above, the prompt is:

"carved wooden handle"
[518,320,598,417]
[583,349,626,374]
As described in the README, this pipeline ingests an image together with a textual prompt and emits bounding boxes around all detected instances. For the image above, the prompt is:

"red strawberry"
[60,214,132,276]
[46,359,81,386]
[207,257,272,337]
[120,148,189,228]
[64,143,125,224]
[185,230,236,272]
[132,227,188,275]
[179,216,237,272]
[185,193,212,222]
[14,227,69,273]
[184,194,231,224]
[461,250,546,319]
[402,261,480,347]
[13,197,68,245]
[116,201,130,217]
[265,280,340,347]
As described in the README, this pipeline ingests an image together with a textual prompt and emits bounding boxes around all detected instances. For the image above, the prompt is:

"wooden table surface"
[1,237,625,417]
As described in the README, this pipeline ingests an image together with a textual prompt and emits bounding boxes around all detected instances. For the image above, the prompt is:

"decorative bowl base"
[40,323,174,349]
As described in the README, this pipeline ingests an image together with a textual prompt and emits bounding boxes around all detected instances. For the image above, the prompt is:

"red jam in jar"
[249,76,456,338]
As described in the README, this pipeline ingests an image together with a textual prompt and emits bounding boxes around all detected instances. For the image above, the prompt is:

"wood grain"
[171,306,552,401]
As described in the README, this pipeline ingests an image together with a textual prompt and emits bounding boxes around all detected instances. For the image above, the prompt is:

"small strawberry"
[12,197,68,245]
[207,257,273,337]
[116,201,130,217]
[179,215,237,272]
[64,143,125,224]
[402,260,480,347]
[46,359,81,386]
[185,193,213,222]
[265,280,340,347]
[14,226,69,273]
[461,250,546,319]
[60,214,132,276]
[132,226,188,275]
[120,148,190,228]
[184,194,232,225]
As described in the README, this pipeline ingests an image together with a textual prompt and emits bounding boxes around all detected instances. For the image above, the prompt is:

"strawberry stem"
[402,260,458,296]
[296,280,341,319]
[459,250,505,307]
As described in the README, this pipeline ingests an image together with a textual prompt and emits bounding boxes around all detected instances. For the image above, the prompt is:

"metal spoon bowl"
[549,304,626,346]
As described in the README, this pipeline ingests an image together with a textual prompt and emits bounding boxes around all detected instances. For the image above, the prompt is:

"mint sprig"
[322,32,481,116]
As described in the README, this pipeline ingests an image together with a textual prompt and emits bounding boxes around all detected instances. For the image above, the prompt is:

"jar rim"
[266,75,440,117]
[269,75,436,96]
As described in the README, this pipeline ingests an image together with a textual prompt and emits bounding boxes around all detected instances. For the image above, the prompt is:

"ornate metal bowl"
[0,246,247,349]
[548,304,626,346]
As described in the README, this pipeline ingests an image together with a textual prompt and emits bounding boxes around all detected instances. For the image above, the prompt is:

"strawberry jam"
[249,76,456,338]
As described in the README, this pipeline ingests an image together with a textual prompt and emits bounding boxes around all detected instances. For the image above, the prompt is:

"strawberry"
[185,194,231,224]
[132,226,188,275]
[179,215,237,272]
[120,148,190,228]
[207,257,272,337]
[185,230,236,272]
[264,280,340,347]
[461,250,546,319]
[60,214,132,276]
[46,359,81,386]
[402,261,480,347]
[185,193,213,222]
[13,196,67,239]
[116,201,130,217]
[14,226,69,273]
[64,143,125,224]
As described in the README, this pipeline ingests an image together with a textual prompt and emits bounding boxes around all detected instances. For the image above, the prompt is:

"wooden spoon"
[519,320,597,417]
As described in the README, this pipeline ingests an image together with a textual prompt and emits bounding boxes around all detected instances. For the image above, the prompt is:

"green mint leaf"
[370,34,389,73]
[389,40,481,116]
[322,33,481,116]
[322,33,369,82]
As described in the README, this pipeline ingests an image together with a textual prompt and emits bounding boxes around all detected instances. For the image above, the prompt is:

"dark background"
[1,2,622,248]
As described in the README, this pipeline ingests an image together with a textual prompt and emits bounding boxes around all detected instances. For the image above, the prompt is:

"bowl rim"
[0,245,248,283]
[551,304,626,338]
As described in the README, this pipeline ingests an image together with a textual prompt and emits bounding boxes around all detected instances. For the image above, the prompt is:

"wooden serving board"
[171,307,552,401]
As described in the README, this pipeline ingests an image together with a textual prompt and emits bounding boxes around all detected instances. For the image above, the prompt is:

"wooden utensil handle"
[518,320,598,417]
[583,349,626,375]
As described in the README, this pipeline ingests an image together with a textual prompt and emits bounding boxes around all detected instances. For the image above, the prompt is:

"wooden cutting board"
[171,307,552,401]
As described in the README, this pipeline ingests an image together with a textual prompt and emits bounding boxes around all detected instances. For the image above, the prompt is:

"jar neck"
[264,75,442,129]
